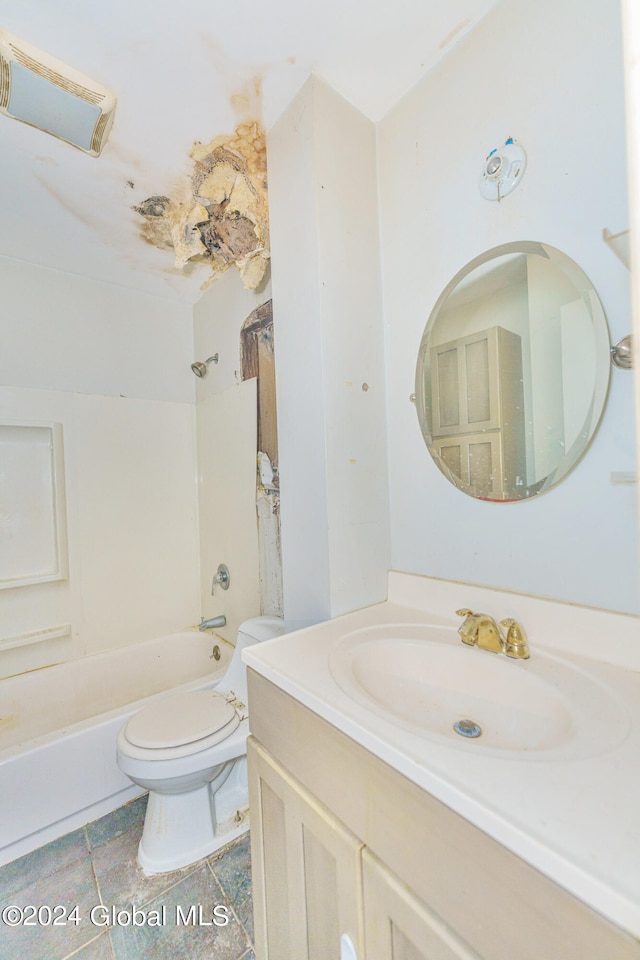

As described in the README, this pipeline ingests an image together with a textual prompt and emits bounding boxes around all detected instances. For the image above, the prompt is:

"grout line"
[59,930,111,960]
[4,810,253,958]
[89,831,106,909]
[0,829,94,903]
[132,860,207,909]
[90,813,203,912]
[205,862,232,904]
[205,859,254,952]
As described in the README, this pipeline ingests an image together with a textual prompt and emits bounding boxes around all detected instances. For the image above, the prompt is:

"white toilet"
[116,616,289,875]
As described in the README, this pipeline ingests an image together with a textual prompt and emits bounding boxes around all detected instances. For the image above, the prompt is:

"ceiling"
[0,0,498,304]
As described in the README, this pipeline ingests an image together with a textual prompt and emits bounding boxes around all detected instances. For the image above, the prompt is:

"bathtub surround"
[0,255,270,676]
[0,796,255,960]
[0,260,271,862]
[195,380,261,644]
[0,258,200,681]
[193,269,270,643]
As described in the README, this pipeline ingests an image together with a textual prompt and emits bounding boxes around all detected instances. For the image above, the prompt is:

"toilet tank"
[222,616,310,702]
[237,616,289,648]
[237,616,317,649]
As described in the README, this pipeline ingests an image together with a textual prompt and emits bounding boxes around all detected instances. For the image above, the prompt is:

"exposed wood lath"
[240,299,278,468]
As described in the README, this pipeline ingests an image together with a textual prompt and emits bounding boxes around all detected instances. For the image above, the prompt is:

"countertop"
[243,572,640,938]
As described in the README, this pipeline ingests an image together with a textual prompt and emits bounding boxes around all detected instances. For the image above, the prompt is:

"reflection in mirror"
[415,242,611,501]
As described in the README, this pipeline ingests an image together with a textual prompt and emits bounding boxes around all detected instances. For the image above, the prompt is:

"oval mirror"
[415,242,611,501]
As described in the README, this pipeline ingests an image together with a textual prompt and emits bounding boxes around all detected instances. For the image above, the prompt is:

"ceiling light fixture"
[0,29,116,156]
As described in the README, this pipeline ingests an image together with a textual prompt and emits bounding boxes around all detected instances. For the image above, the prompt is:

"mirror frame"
[415,241,612,501]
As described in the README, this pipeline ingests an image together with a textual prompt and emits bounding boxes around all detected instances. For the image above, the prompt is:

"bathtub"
[0,630,233,866]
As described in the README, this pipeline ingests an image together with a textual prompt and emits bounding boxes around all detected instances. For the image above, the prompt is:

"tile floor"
[0,796,254,960]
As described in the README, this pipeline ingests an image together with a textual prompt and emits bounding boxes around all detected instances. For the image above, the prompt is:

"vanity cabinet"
[362,848,480,960]
[248,737,363,960]
[247,670,640,960]
[249,737,479,960]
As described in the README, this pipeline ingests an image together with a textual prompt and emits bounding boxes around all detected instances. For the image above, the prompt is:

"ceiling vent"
[0,30,116,157]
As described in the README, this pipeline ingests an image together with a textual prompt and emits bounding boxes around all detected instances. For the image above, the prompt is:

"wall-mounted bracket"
[611,335,633,369]
[602,228,630,269]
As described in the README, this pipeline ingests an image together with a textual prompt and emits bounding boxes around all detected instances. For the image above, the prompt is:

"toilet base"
[137,759,249,875]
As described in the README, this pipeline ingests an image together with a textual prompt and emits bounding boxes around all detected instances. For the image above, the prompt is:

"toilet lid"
[125,690,238,749]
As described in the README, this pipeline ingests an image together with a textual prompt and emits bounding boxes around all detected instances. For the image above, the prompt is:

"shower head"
[191,354,219,378]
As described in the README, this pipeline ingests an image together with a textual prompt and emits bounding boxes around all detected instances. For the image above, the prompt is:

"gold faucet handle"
[500,618,530,659]
[455,608,476,645]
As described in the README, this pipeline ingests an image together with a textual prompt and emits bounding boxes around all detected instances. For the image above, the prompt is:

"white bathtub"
[0,630,233,866]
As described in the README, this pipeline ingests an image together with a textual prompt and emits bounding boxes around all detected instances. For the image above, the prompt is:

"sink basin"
[328,625,629,758]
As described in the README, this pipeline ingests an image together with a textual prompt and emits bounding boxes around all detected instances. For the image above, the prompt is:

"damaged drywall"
[135,122,269,290]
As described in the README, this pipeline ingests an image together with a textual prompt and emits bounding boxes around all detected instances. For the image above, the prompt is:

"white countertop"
[243,572,640,939]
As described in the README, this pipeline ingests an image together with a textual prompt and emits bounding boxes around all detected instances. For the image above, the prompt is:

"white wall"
[268,76,391,620]
[0,257,195,403]
[379,0,638,612]
[0,258,200,677]
[622,0,640,541]
[192,268,270,641]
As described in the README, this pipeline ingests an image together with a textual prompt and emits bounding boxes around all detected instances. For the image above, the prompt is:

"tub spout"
[199,615,226,631]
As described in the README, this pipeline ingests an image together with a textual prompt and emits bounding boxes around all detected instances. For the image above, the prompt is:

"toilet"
[116,616,290,875]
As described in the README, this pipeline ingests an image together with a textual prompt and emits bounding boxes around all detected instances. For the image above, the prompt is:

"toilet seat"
[120,690,240,761]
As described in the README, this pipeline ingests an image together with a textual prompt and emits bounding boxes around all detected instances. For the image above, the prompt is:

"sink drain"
[453,719,482,739]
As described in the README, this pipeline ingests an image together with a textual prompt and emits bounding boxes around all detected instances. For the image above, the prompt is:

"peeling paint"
[136,195,172,218]
[135,120,269,290]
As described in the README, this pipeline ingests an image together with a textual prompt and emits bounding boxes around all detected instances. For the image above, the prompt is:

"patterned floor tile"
[64,931,115,959]
[109,864,251,960]
[0,828,89,899]
[209,834,253,942]
[86,797,148,852]
[0,856,101,960]
[90,816,199,914]
[1,799,254,960]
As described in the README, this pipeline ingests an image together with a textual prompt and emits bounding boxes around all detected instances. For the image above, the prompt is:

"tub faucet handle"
[211,564,230,594]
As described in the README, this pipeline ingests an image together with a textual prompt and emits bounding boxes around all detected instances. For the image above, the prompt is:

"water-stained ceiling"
[0,0,497,303]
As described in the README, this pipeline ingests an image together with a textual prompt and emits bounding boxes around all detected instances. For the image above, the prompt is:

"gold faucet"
[455,609,530,659]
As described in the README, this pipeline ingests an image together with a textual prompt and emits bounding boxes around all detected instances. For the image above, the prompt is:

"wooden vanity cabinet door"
[248,736,364,960]
[362,849,482,960]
